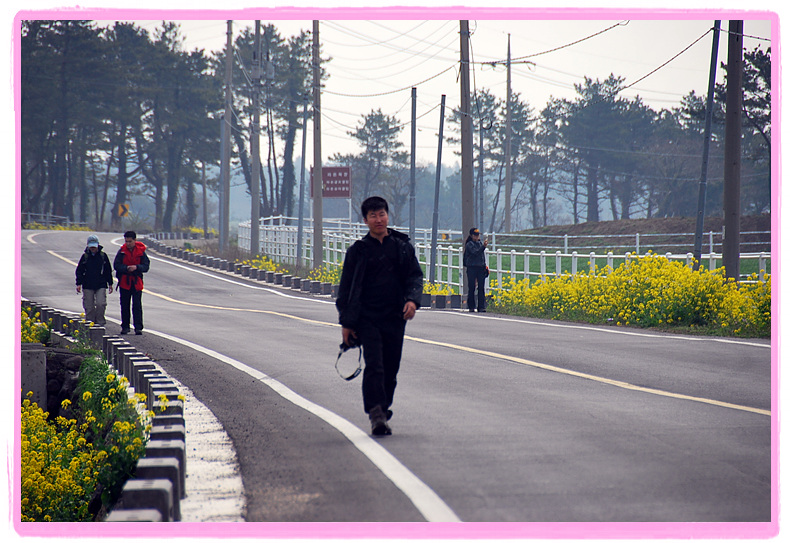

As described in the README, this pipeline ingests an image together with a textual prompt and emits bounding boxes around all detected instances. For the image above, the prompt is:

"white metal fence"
[238,216,771,291]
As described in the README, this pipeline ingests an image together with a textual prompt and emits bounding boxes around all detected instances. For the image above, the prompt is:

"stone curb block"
[20,301,189,523]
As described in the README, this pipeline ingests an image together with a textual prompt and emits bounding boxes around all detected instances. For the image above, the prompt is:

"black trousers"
[119,287,143,331]
[466,266,487,311]
[356,315,407,414]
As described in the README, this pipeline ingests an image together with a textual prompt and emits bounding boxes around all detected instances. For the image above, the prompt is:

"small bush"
[21,307,51,344]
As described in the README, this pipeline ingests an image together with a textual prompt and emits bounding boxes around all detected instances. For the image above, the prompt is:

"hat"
[470,228,480,236]
[87,235,99,248]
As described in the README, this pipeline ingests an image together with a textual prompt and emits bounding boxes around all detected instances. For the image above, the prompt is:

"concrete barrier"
[113,479,175,522]
[20,343,46,408]
[21,302,190,522]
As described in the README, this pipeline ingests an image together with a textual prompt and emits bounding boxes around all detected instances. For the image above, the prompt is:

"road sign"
[117,203,129,217]
[311,166,352,198]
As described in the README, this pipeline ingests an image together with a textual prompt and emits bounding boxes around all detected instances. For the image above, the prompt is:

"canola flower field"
[229,250,768,337]
[20,308,158,522]
[488,253,771,338]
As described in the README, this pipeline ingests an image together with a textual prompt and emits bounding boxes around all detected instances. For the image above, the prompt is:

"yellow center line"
[405,336,771,417]
[145,289,336,328]
[45,248,770,417]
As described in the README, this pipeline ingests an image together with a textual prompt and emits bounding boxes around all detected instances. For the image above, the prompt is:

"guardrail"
[21,212,89,228]
[237,219,770,292]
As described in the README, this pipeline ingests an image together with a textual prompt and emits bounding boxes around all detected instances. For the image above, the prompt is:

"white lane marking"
[50,238,770,350]
[37,248,460,520]
[147,254,334,303]
[450,303,770,349]
[45,247,769,416]
[140,327,461,523]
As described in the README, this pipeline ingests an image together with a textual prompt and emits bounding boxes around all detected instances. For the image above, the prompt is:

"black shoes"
[135,330,143,335]
[120,328,130,335]
[369,405,392,436]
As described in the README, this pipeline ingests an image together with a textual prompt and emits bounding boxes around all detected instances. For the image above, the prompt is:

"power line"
[505,20,630,63]
[323,64,456,98]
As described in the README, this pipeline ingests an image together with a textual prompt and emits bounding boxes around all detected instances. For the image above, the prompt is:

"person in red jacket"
[113,231,150,335]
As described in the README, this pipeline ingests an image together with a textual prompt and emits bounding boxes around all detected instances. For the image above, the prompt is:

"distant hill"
[503,214,771,254]
[519,214,771,237]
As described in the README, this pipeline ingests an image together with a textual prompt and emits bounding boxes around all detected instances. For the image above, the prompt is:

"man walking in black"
[336,196,424,436]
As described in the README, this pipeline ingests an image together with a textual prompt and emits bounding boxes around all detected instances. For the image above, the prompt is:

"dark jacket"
[75,246,113,290]
[336,228,423,329]
[464,238,487,267]
[114,241,150,291]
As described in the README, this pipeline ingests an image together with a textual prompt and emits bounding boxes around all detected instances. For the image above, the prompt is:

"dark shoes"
[135,330,143,335]
[120,328,130,335]
[369,405,392,436]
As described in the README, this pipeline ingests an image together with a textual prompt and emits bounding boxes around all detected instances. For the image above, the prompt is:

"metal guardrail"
[22,212,89,228]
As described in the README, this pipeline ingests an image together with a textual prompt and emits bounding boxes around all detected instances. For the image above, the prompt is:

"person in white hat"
[75,235,114,326]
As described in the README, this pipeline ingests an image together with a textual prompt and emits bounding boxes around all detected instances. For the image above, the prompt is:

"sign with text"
[311,166,352,198]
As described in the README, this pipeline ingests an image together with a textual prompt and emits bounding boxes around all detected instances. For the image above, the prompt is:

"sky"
[11,2,776,167]
[126,15,772,165]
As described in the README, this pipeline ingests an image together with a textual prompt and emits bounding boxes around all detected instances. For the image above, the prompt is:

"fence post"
[524,250,530,283]
[607,252,614,273]
[555,251,562,277]
[572,251,578,276]
[759,252,767,281]
[540,251,546,277]
[686,253,693,267]
[510,250,516,281]
[563,234,568,254]
[590,252,596,275]
[636,233,640,255]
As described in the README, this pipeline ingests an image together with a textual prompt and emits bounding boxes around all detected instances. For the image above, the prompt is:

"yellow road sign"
[117,203,129,217]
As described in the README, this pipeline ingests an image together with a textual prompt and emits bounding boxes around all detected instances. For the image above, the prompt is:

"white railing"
[238,218,771,290]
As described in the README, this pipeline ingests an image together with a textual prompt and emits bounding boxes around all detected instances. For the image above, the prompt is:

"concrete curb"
[145,235,466,309]
[22,300,190,522]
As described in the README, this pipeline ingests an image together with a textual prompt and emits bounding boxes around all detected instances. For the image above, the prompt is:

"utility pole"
[312,20,324,269]
[220,20,233,252]
[430,95,447,284]
[723,19,743,281]
[250,21,261,257]
[202,162,208,238]
[504,34,512,232]
[476,113,484,229]
[459,21,475,241]
[297,95,309,268]
[692,20,721,271]
[409,87,417,242]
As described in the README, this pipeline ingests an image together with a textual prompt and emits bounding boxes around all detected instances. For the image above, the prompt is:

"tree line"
[20,20,770,233]
[338,49,770,230]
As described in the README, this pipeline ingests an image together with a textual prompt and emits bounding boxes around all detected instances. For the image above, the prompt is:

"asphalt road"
[19,230,773,531]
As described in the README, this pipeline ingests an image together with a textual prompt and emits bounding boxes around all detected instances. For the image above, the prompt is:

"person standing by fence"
[75,235,114,326]
[464,227,488,312]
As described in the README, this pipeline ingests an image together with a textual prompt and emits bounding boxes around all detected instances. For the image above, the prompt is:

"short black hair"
[361,196,388,218]
[124,231,137,239]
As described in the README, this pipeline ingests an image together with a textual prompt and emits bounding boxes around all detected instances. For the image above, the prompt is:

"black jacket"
[336,228,423,328]
[464,238,487,267]
[75,245,114,290]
